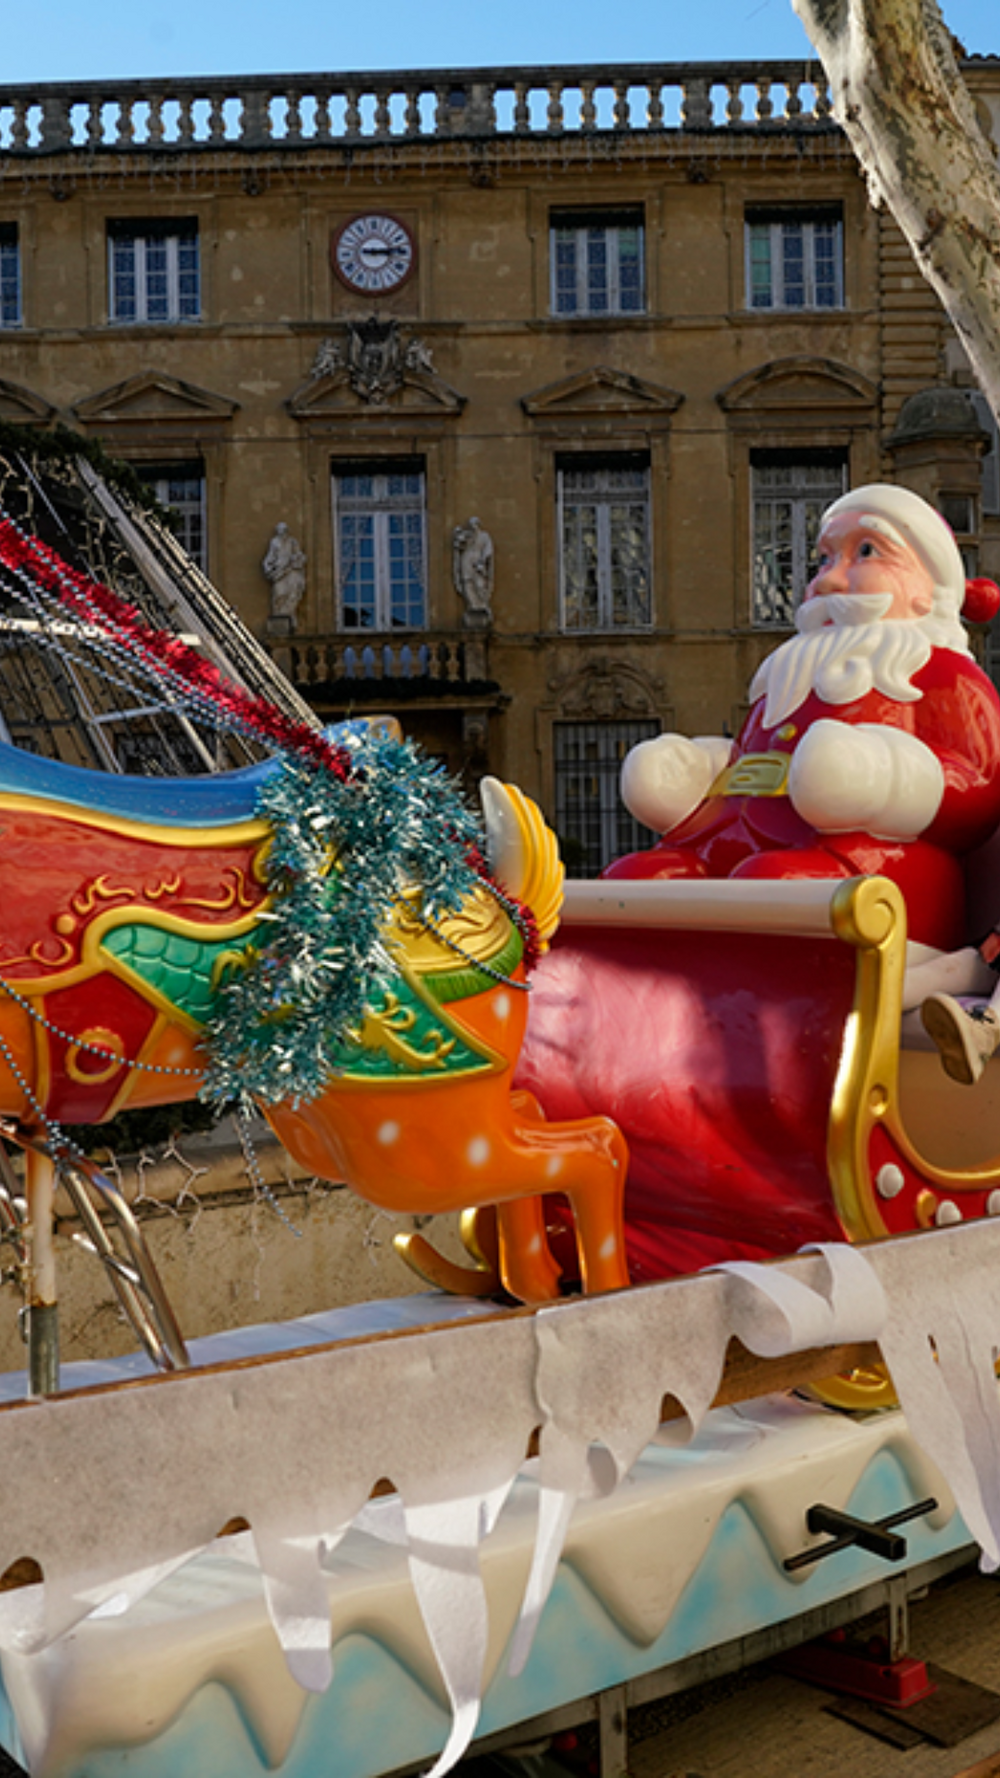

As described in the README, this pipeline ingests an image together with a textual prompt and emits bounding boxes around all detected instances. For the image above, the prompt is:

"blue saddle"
[0,741,277,830]
[0,721,375,831]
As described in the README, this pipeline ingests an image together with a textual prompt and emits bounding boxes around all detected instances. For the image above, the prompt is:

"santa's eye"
[857,539,878,558]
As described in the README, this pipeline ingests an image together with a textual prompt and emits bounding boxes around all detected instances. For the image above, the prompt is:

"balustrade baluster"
[579,80,597,131]
[284,91,303,143]
[613,80,630,130]
[344,88,362,139]
[374,86,392,137]
[10,100,30,151]
[755,76,774,122]
[814,77,833,121]
[115,99,135,148]
[404,87,423,137]
[314,92,332,141]
[546,81,564,135]
[646,82,664,129]
[207,92,227,142]
[146,96,165,146]
[784,81,803,120]
[513,82,531,134]
[725,79,745,124]
[86,97,103,148]
[177,96,195,144]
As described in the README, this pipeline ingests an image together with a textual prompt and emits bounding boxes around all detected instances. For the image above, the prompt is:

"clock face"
[332,214,416,294]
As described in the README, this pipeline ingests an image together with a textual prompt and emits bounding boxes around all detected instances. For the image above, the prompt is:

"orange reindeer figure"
[0,742,629,1305]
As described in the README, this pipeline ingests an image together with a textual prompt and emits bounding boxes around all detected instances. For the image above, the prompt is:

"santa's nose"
[810,556,848,595]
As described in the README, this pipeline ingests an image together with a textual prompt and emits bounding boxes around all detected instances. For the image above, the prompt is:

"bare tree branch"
[793,0,1000,419]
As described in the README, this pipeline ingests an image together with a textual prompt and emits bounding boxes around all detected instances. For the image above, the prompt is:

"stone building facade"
[0,59,998,871]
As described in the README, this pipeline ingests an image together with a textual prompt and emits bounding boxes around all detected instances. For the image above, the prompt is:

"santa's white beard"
[749,594,971,731]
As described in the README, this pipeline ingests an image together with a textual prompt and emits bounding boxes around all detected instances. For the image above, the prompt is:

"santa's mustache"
[796,591,894,632]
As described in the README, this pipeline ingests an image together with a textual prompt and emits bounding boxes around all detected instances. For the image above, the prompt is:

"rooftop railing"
[0,62,838,155]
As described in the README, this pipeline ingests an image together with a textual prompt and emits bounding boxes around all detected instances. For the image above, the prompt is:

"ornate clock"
[332,214,416,295]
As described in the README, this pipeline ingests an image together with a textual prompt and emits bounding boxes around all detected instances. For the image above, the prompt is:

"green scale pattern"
[101,922,258,1025]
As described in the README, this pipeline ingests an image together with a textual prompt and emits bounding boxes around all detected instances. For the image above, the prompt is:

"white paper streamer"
[510,1243,887,1680]
[873,1229,1000,1571]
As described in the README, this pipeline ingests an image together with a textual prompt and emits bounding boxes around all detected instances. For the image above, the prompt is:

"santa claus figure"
[606,483,1000,952]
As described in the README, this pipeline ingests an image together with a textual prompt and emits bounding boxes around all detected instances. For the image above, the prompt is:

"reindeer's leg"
[496,1090,565,1302]
[501,1097,630,1297]
[497,1196,563,1303]
[25,1146,59,1396]
[564,1119,631,1295]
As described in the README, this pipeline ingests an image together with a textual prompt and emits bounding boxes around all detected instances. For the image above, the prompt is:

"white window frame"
[557,461,652,633]
[751,456,848,627]
[550,218,645,317]
[333,468,428,632]
[138,465,207,570]
[0,227,21,328]
[745,214,844,311]
[108,223,200,324]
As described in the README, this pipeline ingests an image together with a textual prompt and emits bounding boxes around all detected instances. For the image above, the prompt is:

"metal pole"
[25,1148,59,1397]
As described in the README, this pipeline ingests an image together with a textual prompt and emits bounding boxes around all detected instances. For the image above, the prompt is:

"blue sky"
[3,0,996,83]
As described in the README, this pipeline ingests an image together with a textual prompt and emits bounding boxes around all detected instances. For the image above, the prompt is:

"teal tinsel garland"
[201,728,485,1109]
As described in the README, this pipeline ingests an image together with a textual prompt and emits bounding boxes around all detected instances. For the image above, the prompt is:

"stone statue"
[262,523,306,631]
[452,517,494,626]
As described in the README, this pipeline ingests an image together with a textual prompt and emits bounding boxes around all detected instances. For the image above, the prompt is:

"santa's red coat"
[605,648,1000,951]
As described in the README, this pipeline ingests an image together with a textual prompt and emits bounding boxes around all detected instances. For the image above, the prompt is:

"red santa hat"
[821,482,1000,624]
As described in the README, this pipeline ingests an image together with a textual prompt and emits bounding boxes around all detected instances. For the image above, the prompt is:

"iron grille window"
[745,209,844,311]
[550,210,644,317]
[0,225,20,327]
[559,460,652,632]
[555,719,659,878]
[333,467,427,630]
[136,464,206,570]
[107,218,200,323]
[751,454,848,627]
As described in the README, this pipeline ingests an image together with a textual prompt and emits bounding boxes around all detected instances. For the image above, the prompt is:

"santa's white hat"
[820,482,965,614]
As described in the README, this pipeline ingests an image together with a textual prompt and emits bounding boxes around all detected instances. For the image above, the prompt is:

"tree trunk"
[792,0,1000,420]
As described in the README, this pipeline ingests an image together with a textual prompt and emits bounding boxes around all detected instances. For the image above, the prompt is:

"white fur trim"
[788,720,944,840]
[621,734,731,834]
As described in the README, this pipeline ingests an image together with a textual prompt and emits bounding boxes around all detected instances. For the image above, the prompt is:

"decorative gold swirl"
[174,867,260,914]
[143,875,183,901]
[350,992,456,1071]
[71,875,137,917]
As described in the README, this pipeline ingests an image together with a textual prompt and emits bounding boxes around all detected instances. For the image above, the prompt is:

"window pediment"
[523,366,684,421]
[717,357,877,414]
[0,380,56,424]
[74,372,239,426]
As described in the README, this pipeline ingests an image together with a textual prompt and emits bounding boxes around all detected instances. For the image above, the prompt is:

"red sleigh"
[505,870,1000,1404]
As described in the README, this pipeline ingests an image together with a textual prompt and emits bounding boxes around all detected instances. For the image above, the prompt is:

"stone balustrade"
[0,61,837,155]
[271,632,488,692]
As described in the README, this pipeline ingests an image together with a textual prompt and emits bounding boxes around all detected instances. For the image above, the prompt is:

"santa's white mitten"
[788,720,944,839]
[621,734,732,834]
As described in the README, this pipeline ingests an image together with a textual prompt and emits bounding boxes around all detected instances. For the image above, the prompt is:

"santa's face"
[805,513,935,621]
